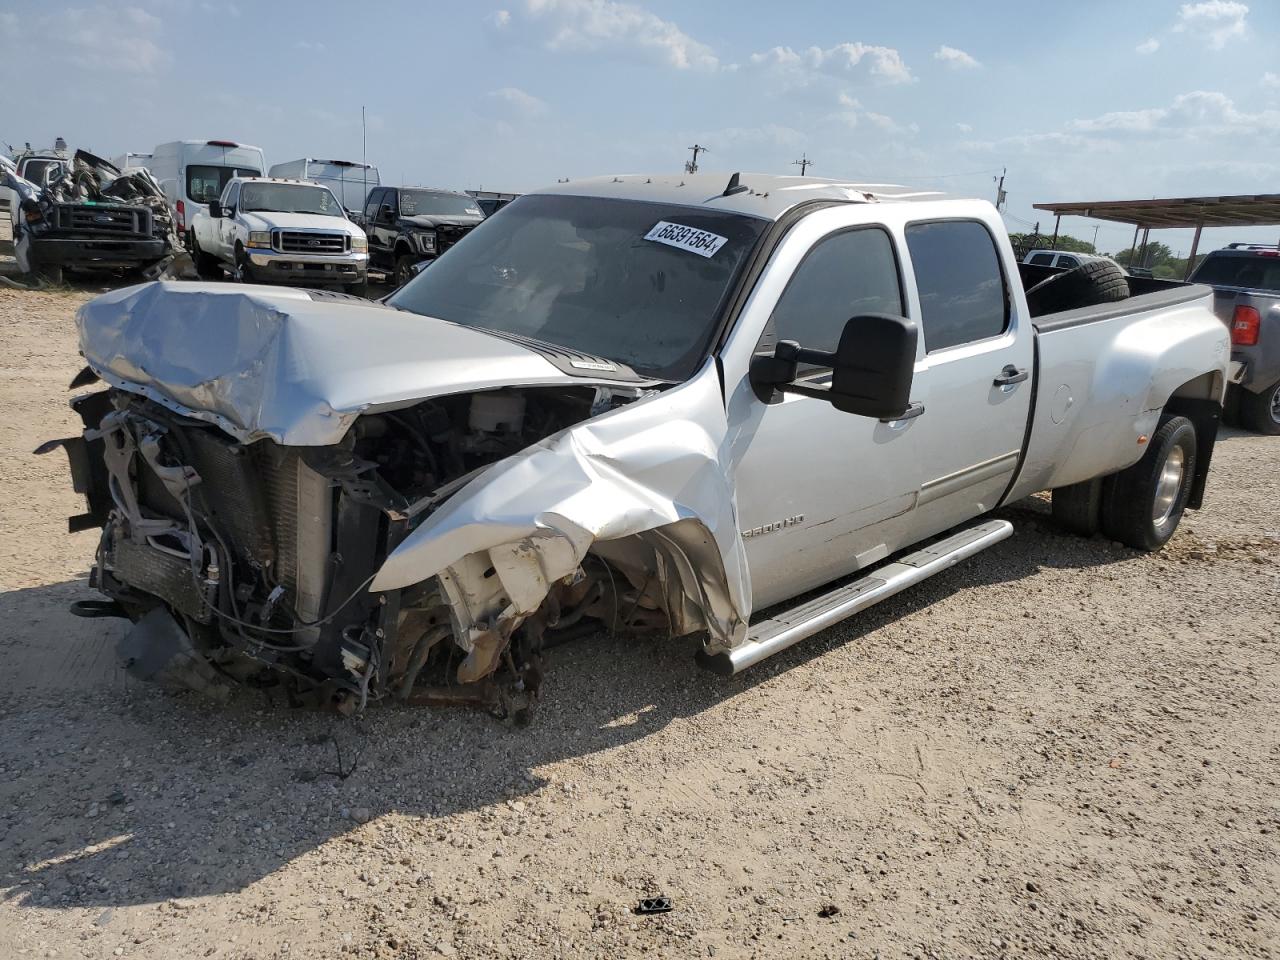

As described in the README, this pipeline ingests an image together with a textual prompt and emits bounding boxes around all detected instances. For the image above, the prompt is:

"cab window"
[761,227,904,372]
[906,220,1009,353]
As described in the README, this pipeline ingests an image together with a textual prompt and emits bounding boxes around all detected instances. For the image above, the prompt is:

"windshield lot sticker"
[644,221,728,258]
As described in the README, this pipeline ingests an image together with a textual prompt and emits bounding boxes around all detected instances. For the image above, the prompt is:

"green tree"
[1007,232,1096,256]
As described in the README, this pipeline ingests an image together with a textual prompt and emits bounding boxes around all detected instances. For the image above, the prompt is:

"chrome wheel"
[1270,384,1280,425]
[1152,445,1185,528]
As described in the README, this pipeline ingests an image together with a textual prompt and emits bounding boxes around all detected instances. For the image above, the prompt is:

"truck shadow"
[1,502,1136,910]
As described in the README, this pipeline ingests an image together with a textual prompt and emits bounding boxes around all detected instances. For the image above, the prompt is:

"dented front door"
[723,210,927,610]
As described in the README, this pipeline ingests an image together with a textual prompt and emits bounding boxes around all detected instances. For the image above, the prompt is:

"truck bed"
[1007,275,1223,501]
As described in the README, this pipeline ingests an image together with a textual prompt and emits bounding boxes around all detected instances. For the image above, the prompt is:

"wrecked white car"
[46,173,1230,716]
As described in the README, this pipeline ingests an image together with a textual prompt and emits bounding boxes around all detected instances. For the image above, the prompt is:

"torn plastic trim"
[370,360,751,652]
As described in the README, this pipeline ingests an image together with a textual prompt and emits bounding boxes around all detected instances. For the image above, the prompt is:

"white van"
[267,158,380,214]
[148,140,266,242]
[111,152,154,173]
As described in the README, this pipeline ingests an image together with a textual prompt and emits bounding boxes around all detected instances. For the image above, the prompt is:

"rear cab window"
[186,164,263,204]
[905,220,1009,353]
[1029,253,1054,266]
[1192,253,1280,291]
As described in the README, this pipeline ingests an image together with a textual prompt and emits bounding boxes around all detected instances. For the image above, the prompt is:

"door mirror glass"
[751,313,918,419]
[208,201,223,219]
[379,203,394,221]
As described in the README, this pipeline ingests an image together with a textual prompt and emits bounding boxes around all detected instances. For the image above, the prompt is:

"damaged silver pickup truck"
[46,173,1230,716]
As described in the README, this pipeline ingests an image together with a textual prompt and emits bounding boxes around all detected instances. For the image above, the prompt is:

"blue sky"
[3,0,1279,255]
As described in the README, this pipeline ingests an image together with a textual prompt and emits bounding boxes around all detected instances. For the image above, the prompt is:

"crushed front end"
[48,281,753,716]
[50,381,634,715]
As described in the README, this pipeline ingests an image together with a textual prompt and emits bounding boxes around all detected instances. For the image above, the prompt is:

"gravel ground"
[0,283,1277,960]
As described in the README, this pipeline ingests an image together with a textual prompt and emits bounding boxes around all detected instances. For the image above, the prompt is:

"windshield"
[1191,253,1280,292]
[399,189,483,218]
[241,182,344,216]
[187,164,262,203]
[387,194,768,381]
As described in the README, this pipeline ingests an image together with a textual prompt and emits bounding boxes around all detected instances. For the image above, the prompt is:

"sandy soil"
[0,284,1276,960]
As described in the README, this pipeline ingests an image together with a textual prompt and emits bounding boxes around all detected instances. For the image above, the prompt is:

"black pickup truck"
[354,186,484,286]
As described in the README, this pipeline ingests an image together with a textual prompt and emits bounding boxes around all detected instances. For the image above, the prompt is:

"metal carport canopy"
[1032,193,1280,277]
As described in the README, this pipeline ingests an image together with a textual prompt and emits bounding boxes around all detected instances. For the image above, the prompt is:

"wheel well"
[1164,373,1223,511]
[394,239,413,258]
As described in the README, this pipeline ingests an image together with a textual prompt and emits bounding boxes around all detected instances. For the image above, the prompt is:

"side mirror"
[207,201,223,218]
[379,203,394,221]
[750,313,919,420]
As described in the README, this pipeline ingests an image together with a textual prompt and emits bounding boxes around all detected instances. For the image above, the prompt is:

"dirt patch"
[0,283,1277,960]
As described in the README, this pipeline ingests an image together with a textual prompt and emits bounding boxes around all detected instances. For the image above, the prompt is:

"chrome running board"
[698,519,1014,676]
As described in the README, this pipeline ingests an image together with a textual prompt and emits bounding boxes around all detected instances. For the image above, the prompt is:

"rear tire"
[1024,260,1130,317]
[1099,415,1196,551]
[1238,380,1280,435]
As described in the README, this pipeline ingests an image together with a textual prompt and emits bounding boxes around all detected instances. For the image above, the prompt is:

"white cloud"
[1135,37,1160,54]
[295,40,327,53]
[831,91,915,135]
[1173,1,1249,50]
[748,42,913,85]
[43,5,169,74]
[694,124,805,149]
[933,45,980,70]
[956,122,973,133]
[502,0,718,70]
[1263,71,1280,89]
[488,86,549,117]
[1065,90,1279,137]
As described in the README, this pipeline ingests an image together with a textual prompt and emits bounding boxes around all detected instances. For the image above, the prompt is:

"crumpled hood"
[75,281,584,446]
[399,214,483,229]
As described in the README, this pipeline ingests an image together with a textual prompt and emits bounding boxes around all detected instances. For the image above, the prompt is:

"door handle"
[879,401,925,424]
[993,365,1029,387]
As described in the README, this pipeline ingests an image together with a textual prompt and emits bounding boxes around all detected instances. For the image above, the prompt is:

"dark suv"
[356,186,485,286]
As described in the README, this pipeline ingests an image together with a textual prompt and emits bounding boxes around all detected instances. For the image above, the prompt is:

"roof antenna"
[722,172,748,197]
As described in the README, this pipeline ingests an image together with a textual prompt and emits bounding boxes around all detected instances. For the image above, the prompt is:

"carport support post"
[1050,214,1060,248]
[1184,221,1203,279]
[1138,227,1151,268]
[1128,224,1141,267]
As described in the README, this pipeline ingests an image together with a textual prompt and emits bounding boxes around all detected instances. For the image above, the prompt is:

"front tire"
[394,254,419,288]
[233,243,254,284]
[1099,415,1197,551]
[1238,380,1280,436]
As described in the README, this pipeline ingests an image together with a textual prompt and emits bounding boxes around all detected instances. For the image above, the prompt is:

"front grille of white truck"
[273,230,348,254]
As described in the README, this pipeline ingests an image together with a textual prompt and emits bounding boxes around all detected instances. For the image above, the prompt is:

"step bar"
[698,519,1014,676]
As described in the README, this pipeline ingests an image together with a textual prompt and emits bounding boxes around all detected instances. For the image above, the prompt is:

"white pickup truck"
[49,173,1229,715]
[189,177,368,293]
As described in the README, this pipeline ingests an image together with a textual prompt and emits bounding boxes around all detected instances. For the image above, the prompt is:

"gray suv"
[1190,244,1280,434]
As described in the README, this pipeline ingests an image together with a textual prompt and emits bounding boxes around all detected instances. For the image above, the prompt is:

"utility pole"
[685,143,707,174]
[361,105,367,213]
[792,153,813,176]
[993,166,1007,212]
